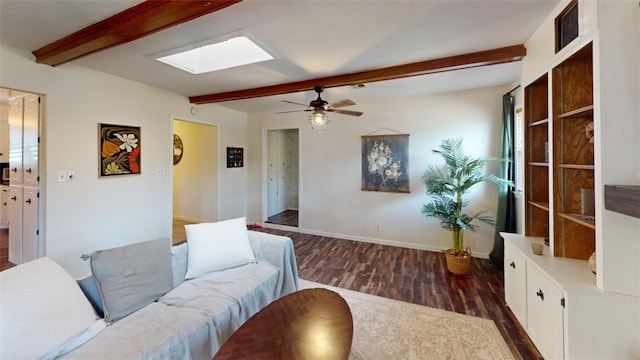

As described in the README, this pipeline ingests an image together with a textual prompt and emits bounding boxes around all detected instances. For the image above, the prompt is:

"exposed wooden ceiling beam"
[189,44,526,104]
[33,0,242,66]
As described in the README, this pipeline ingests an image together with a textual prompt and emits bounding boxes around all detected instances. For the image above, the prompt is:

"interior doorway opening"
[265,128,299,228]
[172,119,219,243]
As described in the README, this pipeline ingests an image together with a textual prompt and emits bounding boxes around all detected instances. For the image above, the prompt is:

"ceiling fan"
[276,86,363,128]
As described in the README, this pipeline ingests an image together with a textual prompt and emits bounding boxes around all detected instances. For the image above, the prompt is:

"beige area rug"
[299,279,515,360]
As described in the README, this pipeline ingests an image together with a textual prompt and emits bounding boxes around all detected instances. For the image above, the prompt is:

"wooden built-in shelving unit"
[524,42,595,261]
[524,74,550,240]
[552,42,595,260]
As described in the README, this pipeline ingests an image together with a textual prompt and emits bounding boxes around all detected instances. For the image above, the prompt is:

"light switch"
[57,170,68,182]
[67,170,76,182]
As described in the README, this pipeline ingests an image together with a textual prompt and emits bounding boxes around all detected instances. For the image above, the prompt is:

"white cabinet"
[266,130,297,217]
[8,185,22,264]
[502,233,639,359]
[504,244,527,329]
[0,185,8,228]
[0,119,8,163]
[8,93,41,265]
[526,265,564,359]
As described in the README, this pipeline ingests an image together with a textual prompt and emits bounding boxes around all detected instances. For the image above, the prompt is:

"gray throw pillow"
[88,238,173,323]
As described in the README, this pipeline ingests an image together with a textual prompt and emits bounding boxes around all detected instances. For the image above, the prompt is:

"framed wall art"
[361,134,410,193]
[99,123,141,176]
[227,147,244,168]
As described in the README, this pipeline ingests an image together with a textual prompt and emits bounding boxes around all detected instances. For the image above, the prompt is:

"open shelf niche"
[524,73,550,240]
[552,42,595,259]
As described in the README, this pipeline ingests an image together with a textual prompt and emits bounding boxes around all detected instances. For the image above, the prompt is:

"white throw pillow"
[185,217,256,279]
[0,257,104,359]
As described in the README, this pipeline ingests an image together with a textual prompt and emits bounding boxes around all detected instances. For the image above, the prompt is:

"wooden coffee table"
[213,288,353,359]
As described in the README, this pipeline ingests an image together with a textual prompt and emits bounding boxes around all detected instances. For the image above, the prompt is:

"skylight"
[156,35,274,74]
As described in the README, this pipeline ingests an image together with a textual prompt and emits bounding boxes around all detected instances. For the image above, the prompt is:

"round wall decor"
[173,134,184,165]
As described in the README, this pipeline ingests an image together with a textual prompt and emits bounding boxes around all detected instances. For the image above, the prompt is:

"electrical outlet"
[375,223,381,231]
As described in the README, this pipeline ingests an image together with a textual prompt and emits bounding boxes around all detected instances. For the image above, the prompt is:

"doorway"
[0,87,43,266]
[265,129,299,227]
[172,119,218,243]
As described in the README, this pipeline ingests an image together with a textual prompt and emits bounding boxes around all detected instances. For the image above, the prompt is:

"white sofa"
[0,225,299,360]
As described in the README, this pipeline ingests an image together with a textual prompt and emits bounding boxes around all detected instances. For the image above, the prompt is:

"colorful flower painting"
[361,134,410,193]
[99,123,141,176]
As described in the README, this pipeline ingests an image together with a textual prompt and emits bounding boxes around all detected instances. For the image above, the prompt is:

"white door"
[527,266,564,359]
[0,186,8,227]
[504,244,528,329]
[8,97,23,184]
[267,170,279,216]
[22,95,40,186]
[22,186,38,263]
[8,185,22,264]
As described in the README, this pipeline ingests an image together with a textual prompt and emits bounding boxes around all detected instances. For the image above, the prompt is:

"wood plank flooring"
[257,228,542,360]
[0,228,15,271]
[265,209,298,227]
[0,225,541,359]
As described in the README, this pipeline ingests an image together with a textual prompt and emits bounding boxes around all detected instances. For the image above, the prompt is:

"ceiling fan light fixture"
[309,109,329,129]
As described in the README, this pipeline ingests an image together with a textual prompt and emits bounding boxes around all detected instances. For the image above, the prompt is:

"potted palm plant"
[421,138,512,275]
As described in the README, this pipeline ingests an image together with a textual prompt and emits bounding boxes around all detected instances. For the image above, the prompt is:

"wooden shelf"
[529,162,550,167]
[558,212,595,229]
[529,201,550,211]
[558,164,594,170]
[529,118,549,127]
[604,185,640,218]
[558,105,593,119]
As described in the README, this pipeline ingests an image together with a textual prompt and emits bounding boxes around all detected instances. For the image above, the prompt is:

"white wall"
[247,86,508,258]
[173,120,219,223]
[0,44,248,278]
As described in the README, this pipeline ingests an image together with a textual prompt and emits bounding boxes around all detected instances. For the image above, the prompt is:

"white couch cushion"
[0,257,103,359]
[185,217,256,279]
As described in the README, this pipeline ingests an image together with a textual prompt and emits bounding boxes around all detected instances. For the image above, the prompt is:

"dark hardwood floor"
[0,228,15,271]
[0,226,541,359]
[258,228,542,360]
[265,209,298,227]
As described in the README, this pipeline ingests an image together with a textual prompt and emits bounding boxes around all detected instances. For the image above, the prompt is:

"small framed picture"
[99,123,141,176]
[227,147,244,168]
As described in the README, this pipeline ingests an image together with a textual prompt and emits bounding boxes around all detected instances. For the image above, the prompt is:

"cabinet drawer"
[527,266,564,359]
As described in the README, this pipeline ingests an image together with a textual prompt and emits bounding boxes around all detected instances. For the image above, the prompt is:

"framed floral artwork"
[361,134,410,193]
[99,123,141,176]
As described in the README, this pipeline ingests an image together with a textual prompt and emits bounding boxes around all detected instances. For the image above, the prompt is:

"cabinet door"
[0,187,8,227]
[0,120,8,163]
[8,185,22,264]
[527,266,565,359]
[22,186,39,263]
[504,244,528,329]
[22,95,40,186]
[267,171,279,217]
[8,98,23,184]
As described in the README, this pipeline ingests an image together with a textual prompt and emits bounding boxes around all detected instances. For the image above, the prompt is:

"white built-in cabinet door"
[8,97,23,184]
[0,121,8,163]
[8,185,22,264]
[504,244,528,329]
[22,95,39,186]
[526,265,565,360]
[21,186,38,263]
[0,186,8,227]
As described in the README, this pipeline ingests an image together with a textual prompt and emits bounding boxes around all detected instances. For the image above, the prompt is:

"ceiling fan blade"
[328,109,363,117]
[282,100,310,107]
[327,99,355,108]
[275,109,309,114]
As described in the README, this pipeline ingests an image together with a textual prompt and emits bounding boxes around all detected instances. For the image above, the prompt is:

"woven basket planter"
[444,248,471,275]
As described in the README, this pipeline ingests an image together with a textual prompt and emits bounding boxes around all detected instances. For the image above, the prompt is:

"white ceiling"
[0,0,559,113]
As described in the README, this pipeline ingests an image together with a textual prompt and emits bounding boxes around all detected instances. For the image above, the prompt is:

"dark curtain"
[489,93,517,269]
